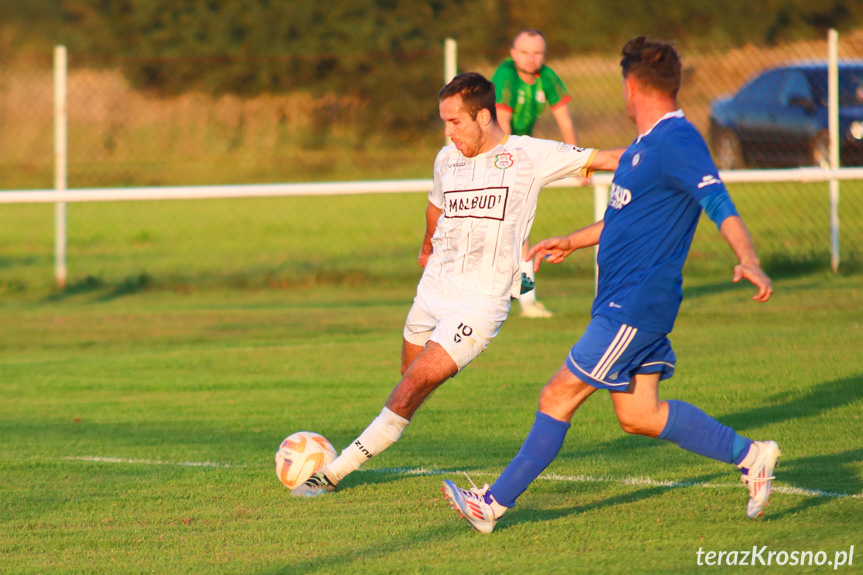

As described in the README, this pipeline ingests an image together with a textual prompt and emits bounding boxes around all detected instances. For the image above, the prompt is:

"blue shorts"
[565,315,676,391]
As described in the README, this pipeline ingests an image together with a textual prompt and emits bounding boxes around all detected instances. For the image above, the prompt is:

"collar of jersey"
[465,134,511,159]
[635,109,684,144]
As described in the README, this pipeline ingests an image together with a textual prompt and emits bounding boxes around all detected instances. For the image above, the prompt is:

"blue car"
[709,62,863,169]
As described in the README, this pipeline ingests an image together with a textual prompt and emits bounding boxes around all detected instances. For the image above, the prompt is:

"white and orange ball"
[275,431,337,489]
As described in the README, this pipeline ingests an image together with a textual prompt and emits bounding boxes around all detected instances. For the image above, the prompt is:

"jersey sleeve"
[530,138,598,186]
[492,62,517,111]
[541,66,572,108]
[662,126,728,203]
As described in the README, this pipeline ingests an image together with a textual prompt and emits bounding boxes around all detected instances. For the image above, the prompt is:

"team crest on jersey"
[494,152,514,170]
[536,90,546,103]
[632,153,642,168]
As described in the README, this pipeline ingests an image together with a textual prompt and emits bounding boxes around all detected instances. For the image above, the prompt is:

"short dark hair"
[620,36,681,98]
[513,28,546,44]
[439,72,498,121]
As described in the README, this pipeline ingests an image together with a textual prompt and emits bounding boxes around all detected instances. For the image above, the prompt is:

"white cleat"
[441,479,497,534]
[520,300,553,318]
[741,440,781,518]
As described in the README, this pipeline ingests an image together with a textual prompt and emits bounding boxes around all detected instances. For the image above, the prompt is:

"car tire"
[714,129,745,170]
[810,131,830,168]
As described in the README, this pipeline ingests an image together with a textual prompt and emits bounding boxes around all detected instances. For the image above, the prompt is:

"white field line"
[65,455,244,468]
[62,457,862,500]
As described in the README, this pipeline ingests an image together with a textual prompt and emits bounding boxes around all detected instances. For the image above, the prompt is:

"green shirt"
[492,60,572,136]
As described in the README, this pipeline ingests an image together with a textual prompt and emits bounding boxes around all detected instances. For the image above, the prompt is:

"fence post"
[593,182,608,293]
[828,29,840,272]
[443,38,457,146]
[54,45,68,288]
[444,38,457,84]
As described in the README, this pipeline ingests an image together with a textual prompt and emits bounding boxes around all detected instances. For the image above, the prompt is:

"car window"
[737,70,784,105]
[839,69,863,106]
[810,67,863,107]
[782,71,812,105]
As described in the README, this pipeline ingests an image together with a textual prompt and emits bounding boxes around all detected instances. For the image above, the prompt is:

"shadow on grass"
[258,470,722,573]
[254,524,457,575]
[765,448,863,520]
[716,374,863,431]
[43,273,155,303]
[681,270,852,301]
[37,268,422,303]
[560,374,863,498]
[498,471,726,532]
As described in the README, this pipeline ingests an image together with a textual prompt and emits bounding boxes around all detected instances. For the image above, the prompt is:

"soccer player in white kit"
[292,72,622,497]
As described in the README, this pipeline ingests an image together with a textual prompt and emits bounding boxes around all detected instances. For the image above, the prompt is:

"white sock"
[322,407,410,483]
[488,494,508,519]
[520,258,537,304]
[737,443,760,470]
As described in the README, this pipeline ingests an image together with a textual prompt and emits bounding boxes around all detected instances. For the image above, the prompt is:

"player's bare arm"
[527,220,605,270]
[496,106,514,135]
[418,202,443,268]
[590,147,626,173]
[719,215,773,302]
[551,104,577,145]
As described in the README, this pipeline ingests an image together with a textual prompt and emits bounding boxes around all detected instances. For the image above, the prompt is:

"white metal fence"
[1,34,862,291]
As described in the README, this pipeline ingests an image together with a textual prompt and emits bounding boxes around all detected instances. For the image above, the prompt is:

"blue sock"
[659,400,751,464]
[488,412,570,508]
[732,435,753,467]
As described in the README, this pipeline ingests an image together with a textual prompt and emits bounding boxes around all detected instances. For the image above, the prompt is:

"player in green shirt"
[492,29,580,318]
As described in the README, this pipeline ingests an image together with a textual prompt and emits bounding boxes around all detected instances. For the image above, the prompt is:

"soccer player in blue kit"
[442,36,780,533]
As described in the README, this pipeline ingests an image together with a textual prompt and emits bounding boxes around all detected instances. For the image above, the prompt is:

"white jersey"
[425,135,598,299]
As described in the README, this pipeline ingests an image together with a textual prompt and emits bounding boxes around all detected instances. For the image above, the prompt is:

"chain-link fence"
[2,32,862,293]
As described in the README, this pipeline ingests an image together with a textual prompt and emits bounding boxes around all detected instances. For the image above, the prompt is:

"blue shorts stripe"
[566,316,676,390]
[593,324,637,380]
[590,323,628,379]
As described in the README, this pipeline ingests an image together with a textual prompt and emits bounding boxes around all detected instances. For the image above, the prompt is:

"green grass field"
[1,267,861,573]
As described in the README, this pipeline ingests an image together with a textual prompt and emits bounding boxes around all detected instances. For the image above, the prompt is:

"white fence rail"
[2,166,860,286]
[3,167,861,204]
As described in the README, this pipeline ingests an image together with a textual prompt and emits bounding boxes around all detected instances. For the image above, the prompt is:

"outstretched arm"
[719,215,773,302]
[418,202,442,268]
[551,104,577,145]
[590,147,626,173]
[526,220,605,272]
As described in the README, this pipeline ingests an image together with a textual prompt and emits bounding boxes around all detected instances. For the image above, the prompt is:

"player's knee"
[385,385,421,420]
[616,411,658,437]
[537,378,588,417]
[538,381,567,410]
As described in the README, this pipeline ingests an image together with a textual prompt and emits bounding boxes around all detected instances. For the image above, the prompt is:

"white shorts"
[403,275,510,371]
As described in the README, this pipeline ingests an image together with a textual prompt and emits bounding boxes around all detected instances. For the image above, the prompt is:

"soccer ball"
[274,431,337,489]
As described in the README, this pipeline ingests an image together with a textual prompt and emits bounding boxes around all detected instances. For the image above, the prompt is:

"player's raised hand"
[526,236,576,272]
[732,263,773,302]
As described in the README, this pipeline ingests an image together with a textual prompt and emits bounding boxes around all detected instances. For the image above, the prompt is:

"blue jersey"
[594,111,726,333]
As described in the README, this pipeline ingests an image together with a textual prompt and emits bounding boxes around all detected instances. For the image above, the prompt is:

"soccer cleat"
[291,471,336,497]
[520,299,553,318]
[740,440,781,518]
[441,479,497,534]
[519,272,536,294]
